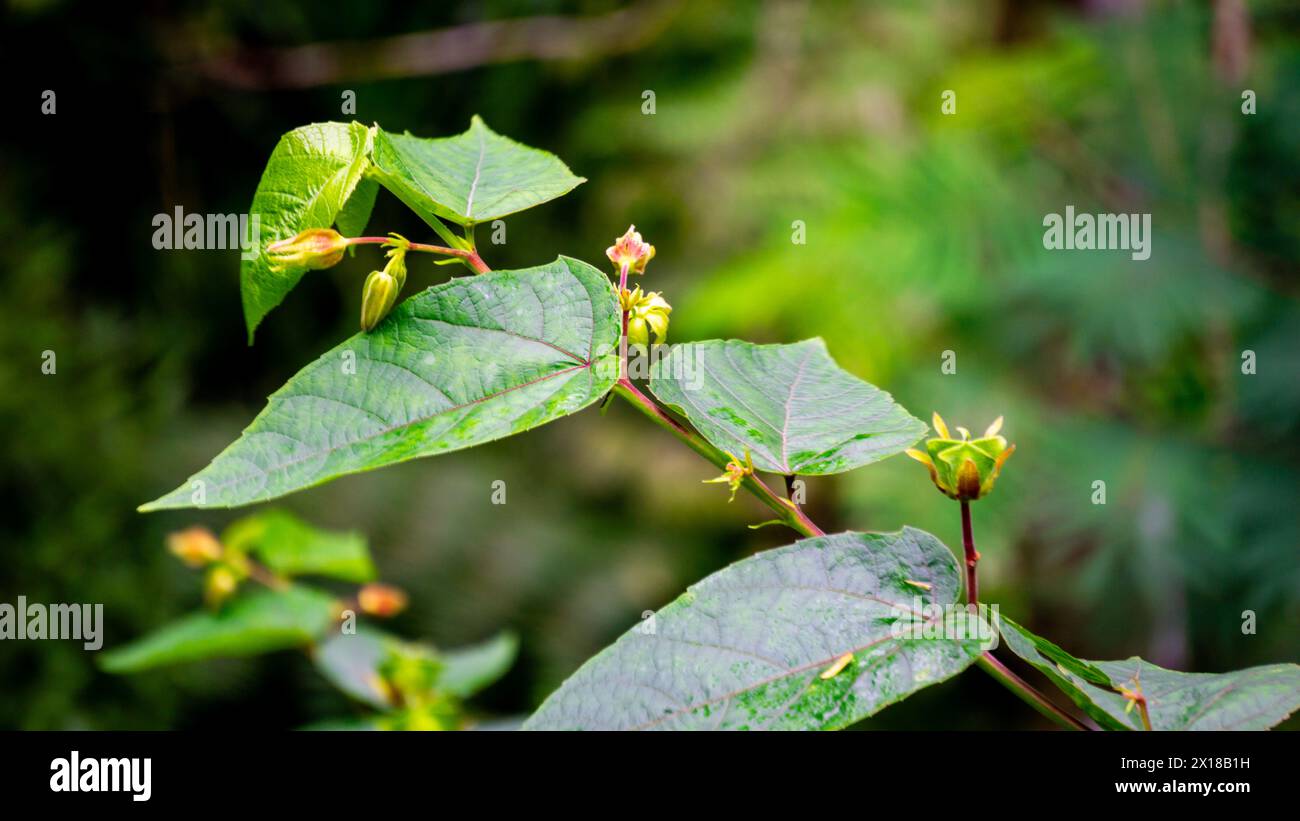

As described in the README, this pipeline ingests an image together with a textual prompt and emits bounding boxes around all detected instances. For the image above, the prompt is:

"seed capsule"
[906,413,1015,502]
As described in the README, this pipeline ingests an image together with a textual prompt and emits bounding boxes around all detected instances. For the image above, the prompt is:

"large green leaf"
[241,121,374,341]
[141,257,619,511]
[222,509,375,583]
[100,587,338,673]
[649,339,925,475]
[368,117,585,226]
[524,528,993,730]
[998,615,1300,730]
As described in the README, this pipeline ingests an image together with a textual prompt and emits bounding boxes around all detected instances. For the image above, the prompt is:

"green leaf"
[368,116,585,226]
[524,528,993,730]
[241,121,374,341]
[440,631,518,697]
[100,587,338,673]
[648,338,926,475]
[998,615,1300,730]
[222,509,375,583]
[335,177,379,237]
[141,257,619,511]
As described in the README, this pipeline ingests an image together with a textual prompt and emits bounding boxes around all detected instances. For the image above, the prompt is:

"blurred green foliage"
[1,0,1296,729]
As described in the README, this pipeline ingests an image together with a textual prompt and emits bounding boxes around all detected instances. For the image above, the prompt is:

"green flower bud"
[266,228,350,271]
[359,247,408,332]
[360,270,400,332]
[204,564,242,608]
[907,413,1015,502]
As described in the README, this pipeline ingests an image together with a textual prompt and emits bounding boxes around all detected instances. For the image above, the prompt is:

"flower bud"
[358,583,408,617]
[167,526,223,567]
[906,413,1015,502]
[266,228,350,271]
[360,270,400,331]
[606,225,656,275]
[204,564,241,608]
[359,246,408,332]
[620,286,672,346]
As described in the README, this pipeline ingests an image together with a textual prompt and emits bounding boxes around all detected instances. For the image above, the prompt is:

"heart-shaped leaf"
[649,338,925,475]
[222,509,375,583]
[998,615,1300,730]
[141,257,619,511]
[241,121,374,341]
[368,117,584,226]
[524,528,993,730]
[100,587,338,673]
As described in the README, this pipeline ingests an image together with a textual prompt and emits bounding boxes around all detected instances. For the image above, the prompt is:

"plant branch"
[976,653,1089,731]
[349,236,490,273]
[612,380,825,538]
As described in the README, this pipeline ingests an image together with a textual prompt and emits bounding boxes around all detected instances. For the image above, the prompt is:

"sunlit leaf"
[368,116,584,226]
[141,257,620,511]
[649,338,925,475]
[241,121,374,341]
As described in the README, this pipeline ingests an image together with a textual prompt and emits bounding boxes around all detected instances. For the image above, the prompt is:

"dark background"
[1,0,1297,729]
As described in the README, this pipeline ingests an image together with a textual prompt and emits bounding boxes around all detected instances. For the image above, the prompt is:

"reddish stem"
[961,500,978,606]
[349,236,490,273]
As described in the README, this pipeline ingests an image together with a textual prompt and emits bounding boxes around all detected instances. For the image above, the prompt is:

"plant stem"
[960,500,978,606]
[976,653,1089,731]
[612,380,825,538]
[621,261,637,379]
[349,236,489,274]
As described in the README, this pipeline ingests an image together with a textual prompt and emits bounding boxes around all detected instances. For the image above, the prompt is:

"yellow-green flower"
[606,225,656,275]
[907,413,1015,502]
[703,449,754,502]
[266,228,350,271]
[620,286,671,345]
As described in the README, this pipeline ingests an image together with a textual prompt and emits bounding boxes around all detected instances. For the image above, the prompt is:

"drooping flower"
[359,246,408,332]
[620,286,672,345]
[606,225,656,275]
[906,413,1015,502]
[266,228,350,271]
